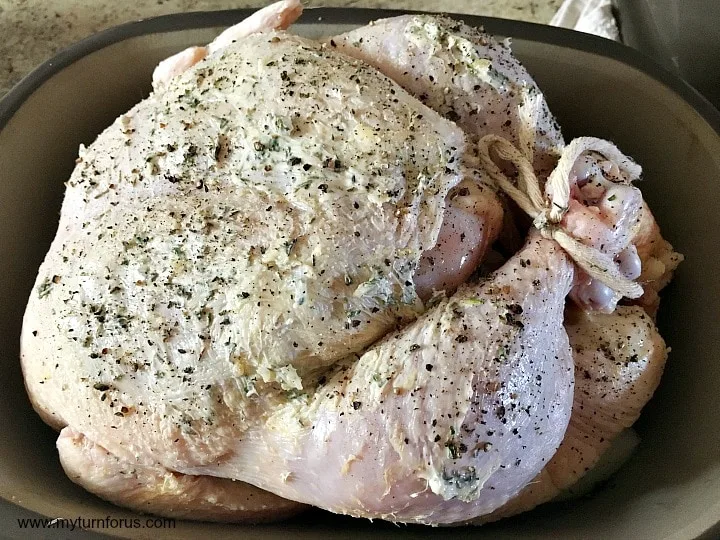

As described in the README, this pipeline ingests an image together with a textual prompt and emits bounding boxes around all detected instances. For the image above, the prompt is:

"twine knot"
[533,211,555,240]
[476,134,644,300]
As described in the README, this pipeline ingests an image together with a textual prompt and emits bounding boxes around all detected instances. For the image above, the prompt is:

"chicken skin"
[57,427,306,522]
[329,15,564,175]
[479,304,667,522]
[22,29,506,523]
[20,6,678,527]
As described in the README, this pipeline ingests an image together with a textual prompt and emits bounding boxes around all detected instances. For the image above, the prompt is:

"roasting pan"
[1,8,719,540]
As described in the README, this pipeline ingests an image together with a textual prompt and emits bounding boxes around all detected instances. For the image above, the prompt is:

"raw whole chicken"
[20,2,681,527]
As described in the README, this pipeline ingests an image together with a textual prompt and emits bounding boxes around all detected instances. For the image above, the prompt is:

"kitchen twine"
[476,134,644,299]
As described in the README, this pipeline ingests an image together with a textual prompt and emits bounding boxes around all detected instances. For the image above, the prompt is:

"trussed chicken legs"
[173,235,575,524]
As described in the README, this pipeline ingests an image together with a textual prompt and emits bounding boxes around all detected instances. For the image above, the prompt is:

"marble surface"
[0,0,562,97]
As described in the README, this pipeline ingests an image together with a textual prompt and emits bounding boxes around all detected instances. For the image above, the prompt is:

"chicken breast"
[328,15,565,175]
[22,30,471,471]
[57,427,306,522]
[154,17,506,298]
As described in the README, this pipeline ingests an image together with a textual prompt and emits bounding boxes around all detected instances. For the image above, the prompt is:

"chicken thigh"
[479,304,667,522]
[164,234,576,524]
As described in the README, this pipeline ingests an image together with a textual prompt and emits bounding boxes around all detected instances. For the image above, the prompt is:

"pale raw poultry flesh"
[329,15,564,176]
[328,16,679,519]
[20,3,682,526]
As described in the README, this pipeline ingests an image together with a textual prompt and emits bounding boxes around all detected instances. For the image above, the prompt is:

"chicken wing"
[152,0,304,89]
